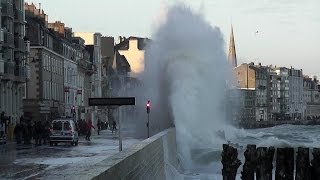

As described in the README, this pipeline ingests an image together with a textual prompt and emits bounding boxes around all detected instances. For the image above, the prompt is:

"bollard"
[311,148,320,180]
[275,148,294,180]
[296,147,310,180]
[241,144,256,180]
[256,146,275,180]
[221,144,241,180]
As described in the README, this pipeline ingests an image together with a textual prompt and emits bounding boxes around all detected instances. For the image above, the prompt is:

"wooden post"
[275,148,294,180]
[256,146,275,180]
[296,147,310,180]
[311,148,320,180]
[241,144,256,180]
[221,144,241,180]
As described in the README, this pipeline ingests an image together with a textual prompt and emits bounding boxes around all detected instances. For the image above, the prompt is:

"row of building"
[0,1,149,125]
[227,27,320,122]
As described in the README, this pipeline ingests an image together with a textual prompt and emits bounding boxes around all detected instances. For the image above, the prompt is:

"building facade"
[303,76,320,119]
[74,32,103,124]
[234,63,269,121]
[24,4,64,121]
[0,0,28,124]
[288,68,303,119]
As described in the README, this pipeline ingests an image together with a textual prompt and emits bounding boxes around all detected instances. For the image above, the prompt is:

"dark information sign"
[89,97,135,106]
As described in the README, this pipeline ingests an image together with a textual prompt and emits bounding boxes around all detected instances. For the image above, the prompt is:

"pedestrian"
[105,121,108,130]
[112,120,117,134]
[85,120,95,141]
[14,122,22,144]
[42,121,50,145]
[97,119,101,135]
[35,121,42,146]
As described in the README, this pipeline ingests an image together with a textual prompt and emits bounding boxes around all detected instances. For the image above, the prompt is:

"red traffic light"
[146,100,150,114]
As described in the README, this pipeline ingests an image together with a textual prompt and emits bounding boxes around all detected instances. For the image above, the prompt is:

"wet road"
[0,130,141,179]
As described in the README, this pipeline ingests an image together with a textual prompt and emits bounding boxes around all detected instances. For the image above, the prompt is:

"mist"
[126,3,235,171]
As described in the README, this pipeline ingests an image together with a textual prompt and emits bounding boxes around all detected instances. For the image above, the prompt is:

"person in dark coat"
[42,121,50,145]
[112,120,117,134]
[97,119,102,135]
[14,123,22,144]
[34,121,42,146]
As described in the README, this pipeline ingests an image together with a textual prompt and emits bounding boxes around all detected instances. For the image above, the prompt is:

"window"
[63,122,72,131]
[53,121,62,130]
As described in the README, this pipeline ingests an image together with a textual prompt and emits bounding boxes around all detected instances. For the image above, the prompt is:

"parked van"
[49,119,78,146]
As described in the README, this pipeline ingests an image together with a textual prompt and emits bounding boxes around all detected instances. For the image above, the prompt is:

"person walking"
[105,121,108,130]
[85,120,95,141]
[97,119,102,135]
[112,120,117,134]
[14,122,22,144]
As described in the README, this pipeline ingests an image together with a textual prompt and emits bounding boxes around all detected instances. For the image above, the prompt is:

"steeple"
[228,25,237,68]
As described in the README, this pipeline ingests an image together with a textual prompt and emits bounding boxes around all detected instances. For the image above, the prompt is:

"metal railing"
[3,32,14,48]
[14,36,25,52]
[14,65,26,78]
[3,61,15,76]
[14,9,24,22]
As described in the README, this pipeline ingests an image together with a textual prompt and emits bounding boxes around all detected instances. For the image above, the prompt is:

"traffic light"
[146,100,150,114]
[71,105,75,114]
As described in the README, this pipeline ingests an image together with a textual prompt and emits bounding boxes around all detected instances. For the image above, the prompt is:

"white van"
[49,119,78,146]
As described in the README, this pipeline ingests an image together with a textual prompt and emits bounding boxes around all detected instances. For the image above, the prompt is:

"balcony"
[14,8,24,23]
[0,61,15,81]
[14,65,26,83]
[3,32,14,48]
[1,3,14,18]
[14,36,26,52]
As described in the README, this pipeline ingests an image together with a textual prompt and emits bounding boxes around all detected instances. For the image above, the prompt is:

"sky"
[26,0,320,76]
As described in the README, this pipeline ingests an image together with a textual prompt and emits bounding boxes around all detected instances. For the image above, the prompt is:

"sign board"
[89,97,135,106]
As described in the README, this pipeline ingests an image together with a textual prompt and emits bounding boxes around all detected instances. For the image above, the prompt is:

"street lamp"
[146,100,150,138]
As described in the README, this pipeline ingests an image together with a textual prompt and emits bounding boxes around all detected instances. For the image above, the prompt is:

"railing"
[14,36,25,52]
[14,65,26,78]
[222,144,320,180]
[3,32,14,48]
[14,9,24,22]
[2,61,15,76]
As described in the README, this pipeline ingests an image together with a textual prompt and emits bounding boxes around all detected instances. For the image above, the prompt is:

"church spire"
[228,25,237,68]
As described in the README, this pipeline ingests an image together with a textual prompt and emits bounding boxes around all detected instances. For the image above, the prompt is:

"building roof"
[115,36,150,51]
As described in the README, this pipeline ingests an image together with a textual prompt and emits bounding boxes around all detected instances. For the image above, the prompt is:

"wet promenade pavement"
[0,130,141,179]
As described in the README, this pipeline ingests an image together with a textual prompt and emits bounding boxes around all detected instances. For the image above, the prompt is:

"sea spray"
[141,3,234,170]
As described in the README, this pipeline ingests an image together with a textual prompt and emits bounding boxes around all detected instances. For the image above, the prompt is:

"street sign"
[88,97,135,106]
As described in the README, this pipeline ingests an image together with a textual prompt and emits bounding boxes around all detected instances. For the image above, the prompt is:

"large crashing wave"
[141,4,233,170]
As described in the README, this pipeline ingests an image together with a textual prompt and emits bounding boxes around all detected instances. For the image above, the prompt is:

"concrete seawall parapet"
[74,128,178,180]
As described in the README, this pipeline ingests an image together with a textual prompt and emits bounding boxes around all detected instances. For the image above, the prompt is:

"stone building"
[0,0,28,123]
[288,68,303,119]
[303,76,320,119]
[234,63,269,121]
[71,37,93,121]
[48,21,92,119]
[74,32,103,123]
[226,88,255,123]
[23,4,64,121]
[268,66,291,120]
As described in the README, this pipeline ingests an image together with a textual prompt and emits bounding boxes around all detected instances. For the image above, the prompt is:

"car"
[49,119,78,146]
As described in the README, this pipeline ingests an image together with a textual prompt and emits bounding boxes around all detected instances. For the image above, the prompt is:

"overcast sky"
[26,0,320,76]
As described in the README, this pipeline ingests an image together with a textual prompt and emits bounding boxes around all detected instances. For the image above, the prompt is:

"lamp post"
[146,100,150,138]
